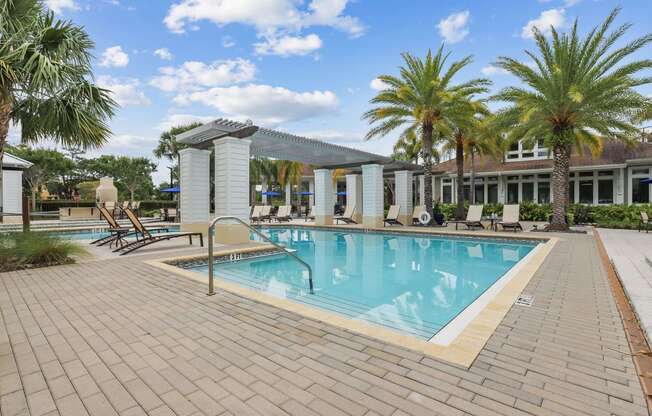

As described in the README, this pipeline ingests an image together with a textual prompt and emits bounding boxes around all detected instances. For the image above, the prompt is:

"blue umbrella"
[261,191,281,196]
[299,191,314,196]
[336,191,347,196]
[160,187,180,193]
[640,178,652,184]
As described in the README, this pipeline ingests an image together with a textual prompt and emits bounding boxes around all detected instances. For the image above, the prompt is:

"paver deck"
[0,232,648,415]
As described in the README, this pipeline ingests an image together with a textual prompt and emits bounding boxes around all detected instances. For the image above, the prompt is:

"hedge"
[39,200,178,212]
[433,202,652,229]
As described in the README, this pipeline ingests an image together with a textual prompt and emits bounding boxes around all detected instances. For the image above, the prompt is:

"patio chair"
[384,205,402,226]
[411,205,426,225]
[639,212,651,233]
[93,207,168,247]
[498,204,523,232]
[306,206,315,222]
[250,205,263,222]
[275,205,292,222]
[335,205,357,224]
[464,205,485,230]
[259,205,272,222]
[166,208,178,222]
[113,208,203,255]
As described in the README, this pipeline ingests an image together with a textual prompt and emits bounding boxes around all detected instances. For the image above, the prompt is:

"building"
[429,140,652,205]
[2,152,33,217]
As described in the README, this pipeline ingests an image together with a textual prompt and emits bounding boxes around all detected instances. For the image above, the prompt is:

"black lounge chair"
[113,208,203,255]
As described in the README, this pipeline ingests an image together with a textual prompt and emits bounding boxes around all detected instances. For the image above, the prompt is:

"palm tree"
[153,122,202,187]
[0,0,116,214]
[493,8,652,230]
[364,46,491,221]
[464,116,500,204]
[278,160,304,210]
[391,129,442,165]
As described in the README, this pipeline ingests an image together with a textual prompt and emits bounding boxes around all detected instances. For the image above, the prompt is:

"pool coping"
[145,228,557,368]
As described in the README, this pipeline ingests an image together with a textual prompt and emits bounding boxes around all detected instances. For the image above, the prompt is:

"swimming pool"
[182,227,539,341]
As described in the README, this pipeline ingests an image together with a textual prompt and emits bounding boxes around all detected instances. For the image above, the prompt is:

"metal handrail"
[207,216,314,296]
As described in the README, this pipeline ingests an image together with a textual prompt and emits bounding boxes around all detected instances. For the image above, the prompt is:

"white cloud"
[564,0,582,6]
[481,65,509,76]
[437,11,470,43]
[222,36,236,48]
[300,130,363,144]
[45,0,79,13]
[522,9,566,39]
[157,114,215,131]
[254,34,322,56]
[174,84,338,125]
[149,58,256,92]
[97,76,151,107]
[369,78,388,91]
[99,46,129,67]
[164,0,364,37]
[154,48,173,60]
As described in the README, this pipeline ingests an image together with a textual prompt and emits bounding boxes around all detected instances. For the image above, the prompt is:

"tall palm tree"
[364,46,491,221]
[278,160,303,209]
[493,8,652,230]
[153,122,202,187]
[391,129,442,165]
[0,0,116,214]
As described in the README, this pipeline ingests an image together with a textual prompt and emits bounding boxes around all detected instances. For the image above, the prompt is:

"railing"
[207,216,314,296]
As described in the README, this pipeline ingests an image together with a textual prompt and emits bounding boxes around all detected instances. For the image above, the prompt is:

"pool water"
[51,226,179,241]
[186,227,537,340]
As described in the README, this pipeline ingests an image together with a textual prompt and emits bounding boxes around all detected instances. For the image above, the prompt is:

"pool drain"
[516,294,534,307]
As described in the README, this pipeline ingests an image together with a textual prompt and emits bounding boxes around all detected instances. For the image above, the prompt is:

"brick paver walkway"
[0,233,648,415]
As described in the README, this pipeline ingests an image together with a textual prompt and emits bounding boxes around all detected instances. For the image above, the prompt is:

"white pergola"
[176,118,421,243]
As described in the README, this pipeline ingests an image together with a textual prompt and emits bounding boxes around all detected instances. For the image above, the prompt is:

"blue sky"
[21,0,652,183]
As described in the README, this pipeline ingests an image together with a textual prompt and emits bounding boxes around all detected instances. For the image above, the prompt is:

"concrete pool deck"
[0,231,649,415]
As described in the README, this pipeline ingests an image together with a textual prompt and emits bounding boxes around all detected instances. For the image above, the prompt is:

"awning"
[176,118,420,173]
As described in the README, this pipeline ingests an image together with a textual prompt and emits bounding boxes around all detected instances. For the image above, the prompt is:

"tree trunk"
[455,134,465,220]
[31,188,37,212]
[130,189,135,202]
[550,144,570,231]
[470,150,476,205]
[0,98,12,220]
[422,123,434,223]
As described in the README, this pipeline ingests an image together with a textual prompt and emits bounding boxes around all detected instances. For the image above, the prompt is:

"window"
[569,181,575,203]
[463,185,471,201]
[474,184,484,204]
[538,182,550,203]
[579,171,593,177]
[442,185,452,203]
[487,184,498,203]
[632,179,649,203]
[579,180,593,204]
[522,183,534,202]
[506,139,549,161]
[598,180,613,204]
[507,183,519,204]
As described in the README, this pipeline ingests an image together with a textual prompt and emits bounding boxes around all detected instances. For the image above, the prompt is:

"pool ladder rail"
[207,216,314,296]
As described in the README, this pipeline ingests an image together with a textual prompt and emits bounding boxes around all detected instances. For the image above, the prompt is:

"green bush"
[0,232,87,272]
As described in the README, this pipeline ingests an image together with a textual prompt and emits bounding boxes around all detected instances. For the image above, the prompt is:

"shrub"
[0,232,87,272]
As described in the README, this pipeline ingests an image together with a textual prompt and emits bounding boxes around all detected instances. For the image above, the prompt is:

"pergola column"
[285,182,291,206]
[362,164,384,228]
[345,174,363,223]
[261,180,268,205]
[418,175,425,206]
[308,178,315,207]
[179,148,211,235]
[314,169,333,225]
[214,137,251,244]
[394,170,413,225]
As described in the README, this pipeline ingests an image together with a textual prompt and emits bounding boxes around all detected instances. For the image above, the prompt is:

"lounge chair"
[250,205,263,222]
[306,206,315,222]
[384,205,402,226]
[166,208,178,222]
[335,205,357,224]
[259,205,272,222]
[275,205,292,222]
[412,205,426,225]
[498,204,523,232]
[639,212,651,233]
[113,208,203,255]
[93,207,168,247]
[464,205,485,230]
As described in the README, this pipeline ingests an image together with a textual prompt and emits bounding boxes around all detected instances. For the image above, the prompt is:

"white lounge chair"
[275,205,292,222]
[499,204,523,231]
[384,205,402,226]
[335,205,357,224]
[411,205,426,225]
[464,205,485,230]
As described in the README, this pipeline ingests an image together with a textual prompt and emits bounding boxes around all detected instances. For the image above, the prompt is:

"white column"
[418,175,425,206]
[308,178,315,207]
[498,175,506,203]
[346,174,363,223]
[362,164,384,228]
[179,148,211,235]
[616,168,625,204]
[214,137,251,244]
[314,169,333,225]
[261,180,268,205]
[285,182,291,206]
[394,170,413,225]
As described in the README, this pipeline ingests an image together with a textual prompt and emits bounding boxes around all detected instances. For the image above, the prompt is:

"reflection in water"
[194,228,536,339]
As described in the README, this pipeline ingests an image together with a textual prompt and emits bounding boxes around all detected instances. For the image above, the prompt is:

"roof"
[176,118,420,172]
[3,153,33,169]
[432,141,652,175]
